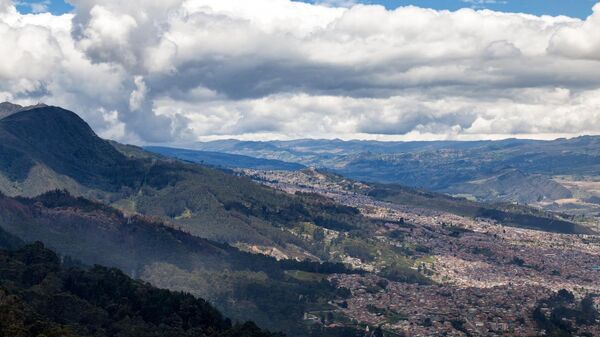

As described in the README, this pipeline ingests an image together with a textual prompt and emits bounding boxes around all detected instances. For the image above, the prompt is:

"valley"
[0,104,598,336]
[238,168,600,336]
[185,138,600,217]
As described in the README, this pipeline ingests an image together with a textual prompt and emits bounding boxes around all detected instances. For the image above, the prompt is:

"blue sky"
[15,0,73,14]
[13,0,599,18]
[337,0,598,18]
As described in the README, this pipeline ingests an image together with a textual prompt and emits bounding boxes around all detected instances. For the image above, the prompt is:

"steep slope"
[0,105,373,260]
[0,106,143,190]
[0,242,280,337]
[0,191,357,336]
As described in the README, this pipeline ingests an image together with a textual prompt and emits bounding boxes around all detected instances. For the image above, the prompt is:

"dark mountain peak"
[0,105,143,190]
[2,105,98,143]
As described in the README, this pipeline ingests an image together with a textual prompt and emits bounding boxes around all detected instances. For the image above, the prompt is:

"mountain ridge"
[0,105,142,190]
[0,189,362,336]
[190,137,600,212]
[0,101,48,119]
[146,146,306,171]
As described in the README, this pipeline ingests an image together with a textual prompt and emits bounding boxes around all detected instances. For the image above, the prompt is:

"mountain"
[0,105,144,196]
[444,169,573,204]
[0,102,23,118]
[364,180,593,235]
[191,137,600,214]
[142,144,593,235]
[146,146,305,171]
[0,105,369,258]
[0,105,388,335]
[0,242,280,337]
[244,168,593,235]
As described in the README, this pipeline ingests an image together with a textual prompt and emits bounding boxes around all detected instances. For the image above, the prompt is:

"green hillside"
[0,106,375,260]
[0,191,362,336]
[0,242,280,337]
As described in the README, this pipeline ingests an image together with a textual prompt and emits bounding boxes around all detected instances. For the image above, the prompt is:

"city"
[242,168,600,336]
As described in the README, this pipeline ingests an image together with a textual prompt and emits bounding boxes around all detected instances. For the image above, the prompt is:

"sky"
[2,0,600,144]
[13,0,599,18]
[309,0,598,18]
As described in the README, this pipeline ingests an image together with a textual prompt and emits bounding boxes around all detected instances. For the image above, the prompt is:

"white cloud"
[314,0,357,8]
[154,87,600,141]
[129,75,147,112]
[77,5,138,66]
[1,0,600,143]
[549,3,600,60]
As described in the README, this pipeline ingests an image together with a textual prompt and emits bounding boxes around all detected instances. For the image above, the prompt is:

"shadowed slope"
[0,106,143,188]
[0,242,280,337]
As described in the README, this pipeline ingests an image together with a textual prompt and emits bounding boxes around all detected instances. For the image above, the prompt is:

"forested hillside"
[0,242,280,337]
[0,190,365,336]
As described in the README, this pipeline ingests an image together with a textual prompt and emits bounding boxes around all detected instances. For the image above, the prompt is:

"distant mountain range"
[146,146,305,171]
[185,137,600,214]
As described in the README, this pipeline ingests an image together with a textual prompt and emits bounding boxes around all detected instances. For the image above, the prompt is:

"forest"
[0,240,281,337]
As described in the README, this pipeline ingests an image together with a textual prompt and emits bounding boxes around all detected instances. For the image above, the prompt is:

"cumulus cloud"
[1,0,600,143]
[129,76,147,112]
[549,3,600,60]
